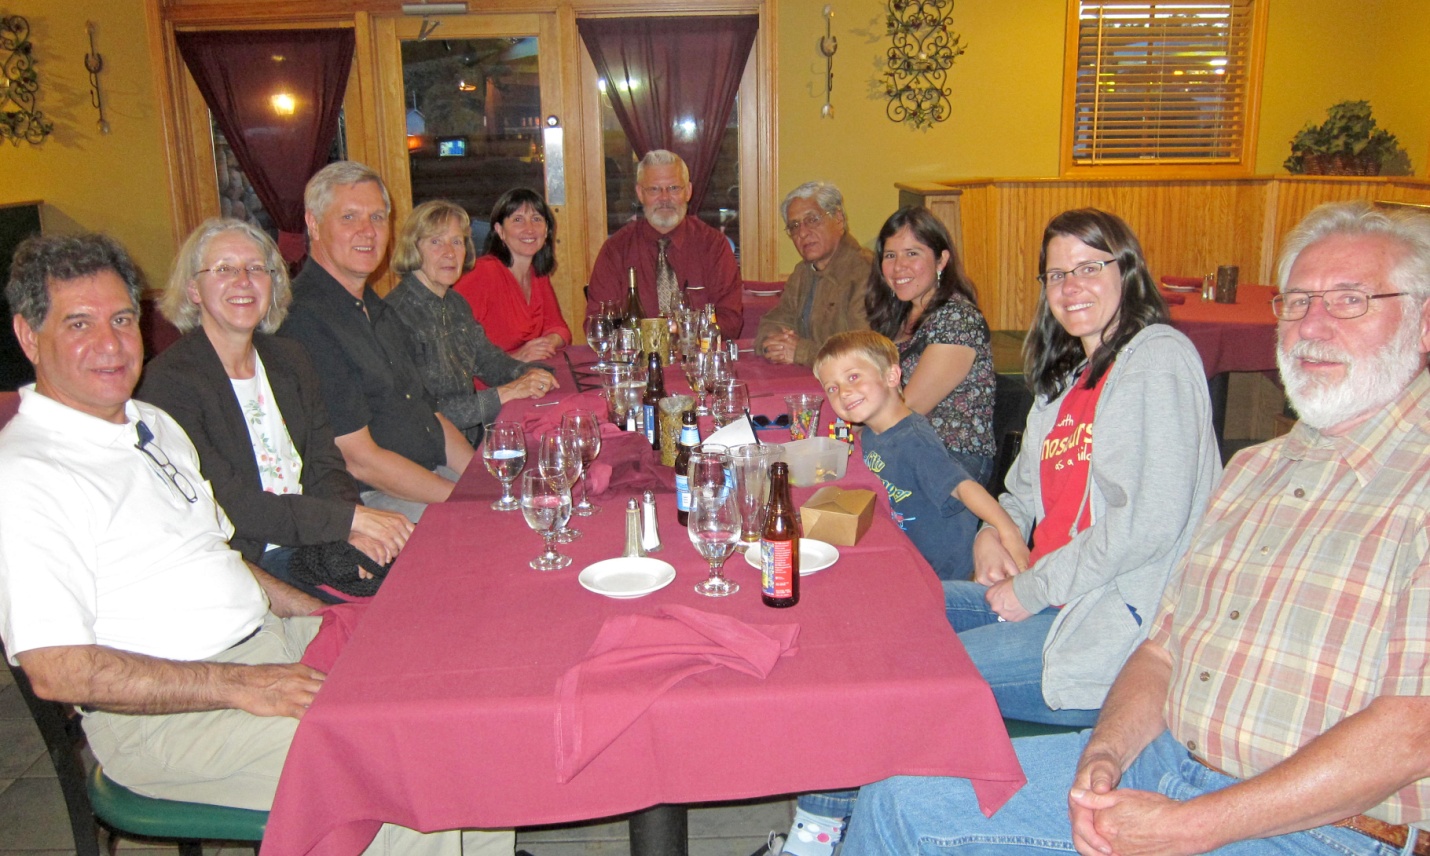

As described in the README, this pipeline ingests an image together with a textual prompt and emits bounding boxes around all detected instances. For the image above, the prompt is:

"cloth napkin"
[298,602,370,673]
[522,390,610,437]
[1160,292,1187,305]
[554,605,800,782]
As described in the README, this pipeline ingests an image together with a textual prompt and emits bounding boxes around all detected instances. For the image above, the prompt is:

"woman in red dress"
[453,188,571,361]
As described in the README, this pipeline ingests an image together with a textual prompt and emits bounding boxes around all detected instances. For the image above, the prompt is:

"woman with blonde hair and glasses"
[385,199,557,446]
[138,218,413,598]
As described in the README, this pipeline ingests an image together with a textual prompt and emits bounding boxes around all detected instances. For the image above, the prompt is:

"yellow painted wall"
[775,0,1066,272]
[0,0,175,286]
[1369,0,1430,177]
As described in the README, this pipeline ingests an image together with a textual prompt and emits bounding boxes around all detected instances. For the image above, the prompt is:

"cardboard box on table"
[799,487,875,546]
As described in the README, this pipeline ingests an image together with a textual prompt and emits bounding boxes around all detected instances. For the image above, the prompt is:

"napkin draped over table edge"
[553,604,800,783]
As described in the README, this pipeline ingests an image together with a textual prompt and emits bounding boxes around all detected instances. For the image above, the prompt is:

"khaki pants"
[83,613,513,856]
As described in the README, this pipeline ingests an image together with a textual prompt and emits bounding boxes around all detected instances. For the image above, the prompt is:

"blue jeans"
[843,730,1402,855]
[943,581,1098,727]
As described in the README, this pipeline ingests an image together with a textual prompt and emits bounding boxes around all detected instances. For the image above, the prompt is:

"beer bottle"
[761,462,800,608]
[673,410,701,527]
[642,351,666,451]
[623,267,646,328]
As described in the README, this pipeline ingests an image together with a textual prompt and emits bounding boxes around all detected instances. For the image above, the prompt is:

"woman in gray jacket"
[945,208,1222,725]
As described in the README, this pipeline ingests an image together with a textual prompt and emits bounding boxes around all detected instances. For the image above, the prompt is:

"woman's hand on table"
[973,526,1022,585]
[351,505,413,562]
[499,368,559,403]
[348,532,392,571]
[985,578,1033,622]
[511,334,563,362]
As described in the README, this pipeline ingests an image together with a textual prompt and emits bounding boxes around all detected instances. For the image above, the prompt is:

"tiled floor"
[0,666,792,855]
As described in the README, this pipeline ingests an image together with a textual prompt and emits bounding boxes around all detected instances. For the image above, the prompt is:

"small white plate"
[579,557,677,598]
[746,289,782,297]
[742,538,839,576]
[1161,284,1199,293]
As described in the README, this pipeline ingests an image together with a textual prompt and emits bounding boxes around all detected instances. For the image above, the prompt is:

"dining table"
[261,343,1026,856]
[1164,284,1280,440]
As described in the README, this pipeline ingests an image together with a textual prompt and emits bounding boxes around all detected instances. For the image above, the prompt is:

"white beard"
[1277,314,1426,431]
[646,205,685,232]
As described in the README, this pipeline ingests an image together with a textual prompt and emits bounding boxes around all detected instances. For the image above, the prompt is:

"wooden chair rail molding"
[898,175,1430,331]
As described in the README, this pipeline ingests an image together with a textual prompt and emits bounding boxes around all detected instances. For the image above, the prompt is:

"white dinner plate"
[742,538,839,576]
[579,557,677,599]
[1161,284,1199,293]
[746,289,782,297]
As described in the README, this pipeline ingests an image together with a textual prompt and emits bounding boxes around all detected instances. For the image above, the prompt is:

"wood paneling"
[899,176,1430,330]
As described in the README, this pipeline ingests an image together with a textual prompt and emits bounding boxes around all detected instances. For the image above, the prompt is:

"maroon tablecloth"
[1167,285,1278,377]
[263,417,1024,855]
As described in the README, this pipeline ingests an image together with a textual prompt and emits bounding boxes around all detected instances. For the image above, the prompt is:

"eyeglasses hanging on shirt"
[135,420,198,504]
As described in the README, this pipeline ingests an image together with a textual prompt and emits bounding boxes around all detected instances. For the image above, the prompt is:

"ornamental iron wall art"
[1,15,54,144]
[883,0,964,129]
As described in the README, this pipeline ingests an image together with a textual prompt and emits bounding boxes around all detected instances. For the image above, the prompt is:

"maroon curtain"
[176,29,355,265]
[578,16,757,216]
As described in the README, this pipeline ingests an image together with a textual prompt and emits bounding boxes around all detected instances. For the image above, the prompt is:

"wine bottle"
[642,351,666,451]
[761,462,800,608]
[624,267,646,327]
[673,410,701,527]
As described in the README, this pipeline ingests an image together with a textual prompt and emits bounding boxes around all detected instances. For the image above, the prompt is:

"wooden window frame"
[1058,0,1269,177]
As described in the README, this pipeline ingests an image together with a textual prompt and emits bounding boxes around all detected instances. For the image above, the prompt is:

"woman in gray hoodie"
[945,208,1222,726]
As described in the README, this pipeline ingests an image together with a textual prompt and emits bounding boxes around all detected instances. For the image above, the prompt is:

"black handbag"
[288,541,391,598]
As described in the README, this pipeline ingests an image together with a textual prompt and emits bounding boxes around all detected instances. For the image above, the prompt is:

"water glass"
[710,379,750,428]
[481,421,526,511]
[689,482,741,597]
[520,470,572,571]
[585,314,614,368]
[537,429,583,542]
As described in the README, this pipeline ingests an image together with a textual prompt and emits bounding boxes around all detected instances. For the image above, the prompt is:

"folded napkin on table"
[1160,292,1186,305]
[522,390,610,437]
[554,604,800,782]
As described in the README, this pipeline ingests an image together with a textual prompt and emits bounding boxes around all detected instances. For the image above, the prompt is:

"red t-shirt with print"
[1029,368,1109,564]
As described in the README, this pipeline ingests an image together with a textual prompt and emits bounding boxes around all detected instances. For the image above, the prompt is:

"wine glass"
[689,481,742,597]
[520,470,572,571]
[684,352,711,416]
[561,409,603,516]
[481,421,526,511]
[537,429,583,542]
[710,379,750,429]
[585,314,614,369]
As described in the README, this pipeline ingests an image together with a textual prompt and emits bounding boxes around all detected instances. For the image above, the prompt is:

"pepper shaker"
[641,489,663,553]
[623,498,646,558]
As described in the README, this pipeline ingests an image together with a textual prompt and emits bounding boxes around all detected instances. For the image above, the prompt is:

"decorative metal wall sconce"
[883,0,964,129]
[85,21,110,134]
[819,5,837,118]
[0,15,54,145]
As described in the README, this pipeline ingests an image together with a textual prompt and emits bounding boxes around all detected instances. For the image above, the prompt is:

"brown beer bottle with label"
[623,267,646,327]
[642,351,665,450]
[761,462,800,608]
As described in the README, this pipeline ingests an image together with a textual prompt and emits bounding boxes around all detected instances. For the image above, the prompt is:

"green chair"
[2,639,267,855]
[1003,718,1085,740]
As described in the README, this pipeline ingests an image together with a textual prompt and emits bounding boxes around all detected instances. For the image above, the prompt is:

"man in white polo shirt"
[0,232,510,856]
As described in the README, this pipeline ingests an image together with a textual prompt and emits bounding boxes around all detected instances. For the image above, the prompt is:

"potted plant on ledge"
[1284,100,1408,176]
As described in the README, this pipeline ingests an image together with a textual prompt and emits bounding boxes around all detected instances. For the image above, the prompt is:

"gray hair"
[393,200,475,275]
[5,233,144,329]
[1277,201,1430,302]
[161,219,292,334]
[304,161,391,222]
[635,149,689,186]
[781,181,846,225]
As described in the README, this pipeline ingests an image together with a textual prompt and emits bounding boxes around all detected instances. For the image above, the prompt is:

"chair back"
[0,638,102,856]
[990,372,1034,495]
[0,390,19,429]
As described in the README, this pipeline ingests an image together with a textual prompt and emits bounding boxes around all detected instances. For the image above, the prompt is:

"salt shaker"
[623,498,646,558]
[641,489,663,553]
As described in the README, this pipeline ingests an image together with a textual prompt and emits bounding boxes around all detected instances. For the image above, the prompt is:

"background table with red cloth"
[1166,284,1279,377]
[263,366,1025,856]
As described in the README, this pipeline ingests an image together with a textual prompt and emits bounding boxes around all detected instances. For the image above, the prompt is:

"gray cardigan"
[1001,324,1222,710]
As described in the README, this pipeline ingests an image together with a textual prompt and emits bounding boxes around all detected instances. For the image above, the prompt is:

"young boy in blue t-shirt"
[774,331,1029,856]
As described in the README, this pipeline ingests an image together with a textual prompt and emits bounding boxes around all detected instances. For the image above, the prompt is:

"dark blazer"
[137,329,359,563]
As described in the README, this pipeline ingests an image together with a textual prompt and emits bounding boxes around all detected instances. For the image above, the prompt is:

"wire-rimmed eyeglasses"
[197,264,274,282]
[1270,289,1408,322]
[135,421,198,503]
[1037,259,1117,286]
[784,212,830,237]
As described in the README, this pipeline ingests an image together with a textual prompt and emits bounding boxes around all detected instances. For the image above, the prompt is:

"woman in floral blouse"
[865,206,996,483]
[138,219,412,599]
